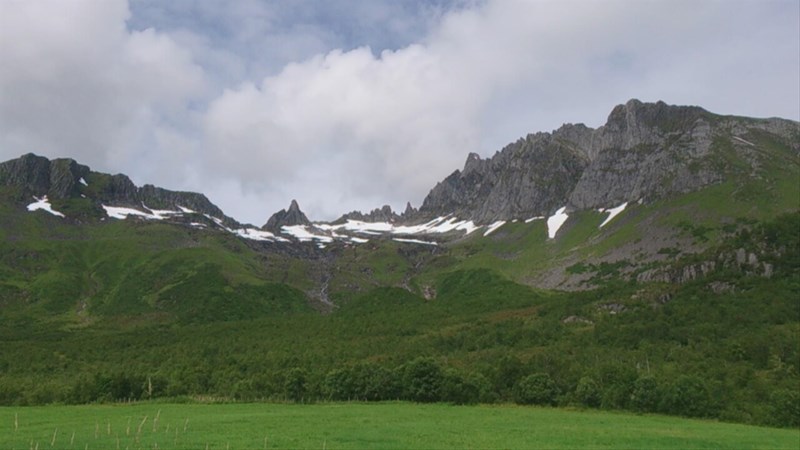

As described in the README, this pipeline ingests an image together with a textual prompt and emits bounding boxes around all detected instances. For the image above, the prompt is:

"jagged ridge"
[0,153,239,227]
[417,99,799,223]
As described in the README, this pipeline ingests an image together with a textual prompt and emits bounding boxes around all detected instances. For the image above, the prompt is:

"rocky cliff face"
[337,205,399,223]
[417,99,799,223]
[0,153,91,199]
[0,153,237,226]
[263,200,311,231]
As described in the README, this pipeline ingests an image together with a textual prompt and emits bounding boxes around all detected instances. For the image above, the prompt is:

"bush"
[402,358,443,403]
[441,369,480,405]
[514,373,559,406]
[769,389,800,427]
[629,376,660,412]
[284,367,308,402]
[659,375,713,417]
[575,376,601,408]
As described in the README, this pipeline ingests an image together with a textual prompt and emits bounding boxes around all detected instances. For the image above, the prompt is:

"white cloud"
[0,0,205,174]
[1,0,798,224]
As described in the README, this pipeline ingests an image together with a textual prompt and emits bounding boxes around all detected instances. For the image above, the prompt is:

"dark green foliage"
[284,368,308,402]
[441,369,480,405]
[402,358,444,403]
[322,363,399,401]
[659,375,714,418]
[769,389,800,427]
[575,376,601,408]
[514,373,559,406]
[630,376,660,412]
[0,200,797,429]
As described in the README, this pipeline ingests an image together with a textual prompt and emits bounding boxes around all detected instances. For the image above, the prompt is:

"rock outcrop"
[416,99,799,224]
[263,200,311,231]
[0,153,90,199]
[337,205,399,223]
[0,153,237,226]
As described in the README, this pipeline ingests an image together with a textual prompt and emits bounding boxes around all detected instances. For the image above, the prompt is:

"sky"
[1,0,798,225]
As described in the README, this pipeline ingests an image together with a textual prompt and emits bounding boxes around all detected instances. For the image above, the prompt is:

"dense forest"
[1,213,797,428]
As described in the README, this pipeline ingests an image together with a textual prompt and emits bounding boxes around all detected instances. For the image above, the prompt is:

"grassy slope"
[0,205,315,324]
[2,402,798,450]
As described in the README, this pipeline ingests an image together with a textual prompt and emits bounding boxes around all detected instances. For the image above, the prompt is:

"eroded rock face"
[0,153,90,199]
[415,99,798,224]
[0,153,239,226]
[338,204,400,223]
[263,199,311,231]
[419,135,589,223]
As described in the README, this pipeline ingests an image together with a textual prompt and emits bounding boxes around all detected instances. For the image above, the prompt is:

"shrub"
[514,373,559,406]
[441,369,480,405]
[402,358,443,403]
[575,376,601,408]
[769,389,800,427]
[284,367,308,402]
[659,375,713,417]
[629,376,660,412]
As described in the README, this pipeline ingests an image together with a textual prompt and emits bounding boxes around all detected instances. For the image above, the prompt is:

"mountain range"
[3,99,797,248]
[1,99,798,425]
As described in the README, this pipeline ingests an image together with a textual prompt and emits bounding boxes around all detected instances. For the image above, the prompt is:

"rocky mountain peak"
[402,202,417,218]
[0,153,238,226]
[336,204,399,223]
[462,152,484,176]
[418,99,797,223]
[263,200,311,231]
[0,153,91,199]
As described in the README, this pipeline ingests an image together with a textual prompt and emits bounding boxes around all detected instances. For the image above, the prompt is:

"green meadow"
[2,402,798,449]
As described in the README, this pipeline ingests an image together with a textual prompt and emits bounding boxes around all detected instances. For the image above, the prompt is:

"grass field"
[2,402,798,449]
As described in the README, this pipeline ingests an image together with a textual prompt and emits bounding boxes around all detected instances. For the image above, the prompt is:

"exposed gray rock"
[418,134,588,223]
[562,315,593,324]
[709,281,735,294]
[415,99,797,223]
[0,153,90,199]
[48,158,91,198]
[337,204,399,223]
[263,199,311,231]
[0,153,239,226]
[402,202,417,218]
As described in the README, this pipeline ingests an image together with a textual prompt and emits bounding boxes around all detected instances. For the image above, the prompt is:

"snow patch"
[320,216,479,236]
[177,205,196,214]
[483,220,506,236]
[546,207,569,239]
[599,202,627,228]
[143,204,183,220]
[102,205,158,220]
[281,225,334,243]
[234,228,289,242]
[203,214,230,230]
[393,238,437,246]
[26,196,65,218]
[524,216,544,223]
[79,177,88,186]
[732,136,755,146]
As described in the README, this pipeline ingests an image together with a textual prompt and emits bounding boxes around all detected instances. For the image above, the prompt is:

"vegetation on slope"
[0,213,797,428]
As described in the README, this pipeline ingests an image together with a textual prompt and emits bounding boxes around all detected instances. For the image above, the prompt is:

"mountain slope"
[0,100,798,427]
[417,99,798,223]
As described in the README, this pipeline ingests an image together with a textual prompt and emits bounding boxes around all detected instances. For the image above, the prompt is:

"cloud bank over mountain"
[2,0,798,223]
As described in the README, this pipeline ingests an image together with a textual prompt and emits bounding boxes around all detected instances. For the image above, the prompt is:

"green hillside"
[0,126,798,429]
